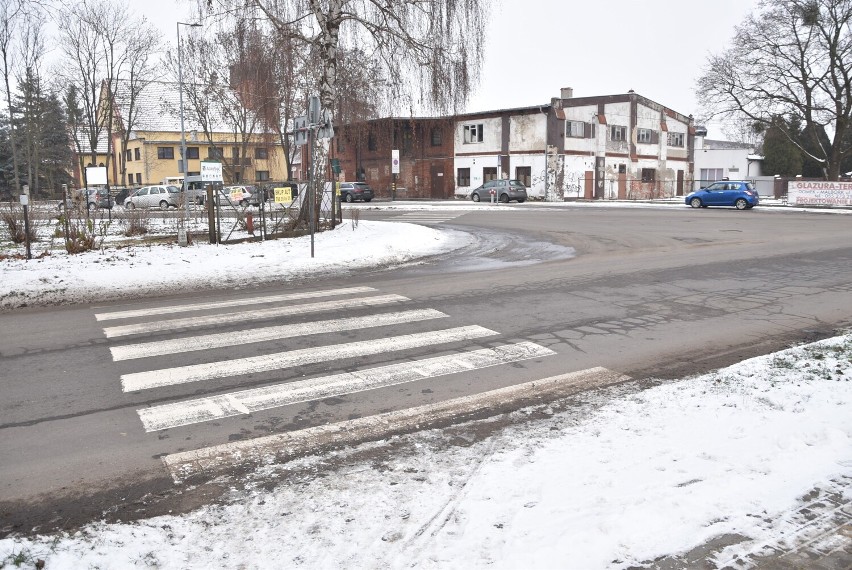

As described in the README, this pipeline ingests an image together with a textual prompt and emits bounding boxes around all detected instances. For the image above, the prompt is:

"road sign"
[294,115,308,146]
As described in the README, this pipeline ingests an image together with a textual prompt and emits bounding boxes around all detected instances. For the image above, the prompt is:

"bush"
[1,205,38,244]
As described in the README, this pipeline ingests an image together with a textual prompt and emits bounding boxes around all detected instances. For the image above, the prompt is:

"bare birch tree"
[698,0,852,180]
[199,0,488,224]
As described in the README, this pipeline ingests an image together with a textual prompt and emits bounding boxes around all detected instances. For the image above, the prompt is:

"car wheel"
[126,202,135,210]
[344,193,354,203]
[499,193,509,203]
[471,193,480,202]
[364,198,372,203]
[690,197,703,208]
[87,202,96,211]
[159,200,169,210]
[517,198,526,203]
[735,198,748,210]
[240,199,248,207]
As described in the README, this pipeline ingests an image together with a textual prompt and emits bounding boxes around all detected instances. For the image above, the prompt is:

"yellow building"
[72,80,289,189]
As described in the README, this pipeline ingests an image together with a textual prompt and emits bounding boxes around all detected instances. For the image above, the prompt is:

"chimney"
[561,87,573,99]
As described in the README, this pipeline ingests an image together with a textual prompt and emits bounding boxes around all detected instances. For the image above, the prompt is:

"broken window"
[457,167,470,186]
[463,124,484,144]
[667,132,685,147]
[610,125,626,141]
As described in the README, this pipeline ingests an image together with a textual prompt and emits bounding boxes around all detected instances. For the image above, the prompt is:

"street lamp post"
[177,21,201,221]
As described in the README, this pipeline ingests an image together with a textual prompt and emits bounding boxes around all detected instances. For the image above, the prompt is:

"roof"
[702,139,757,151]
[72,130,109,154]
[109,80,273,135]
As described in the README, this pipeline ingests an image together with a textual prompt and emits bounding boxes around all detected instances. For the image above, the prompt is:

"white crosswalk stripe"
[392,212,465,224]
[121,325,499,392]
[96,285,560,470]
[138,342,556,432]
[103,294,409,338]
[110,309,448,361]
[95,286,377,321]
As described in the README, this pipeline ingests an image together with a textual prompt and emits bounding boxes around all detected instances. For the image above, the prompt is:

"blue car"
[685,180,759,210]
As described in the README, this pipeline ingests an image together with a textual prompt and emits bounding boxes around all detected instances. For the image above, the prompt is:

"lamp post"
[177,21,201,221]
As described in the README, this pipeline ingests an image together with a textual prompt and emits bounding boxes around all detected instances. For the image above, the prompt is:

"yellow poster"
[274,187,292,203]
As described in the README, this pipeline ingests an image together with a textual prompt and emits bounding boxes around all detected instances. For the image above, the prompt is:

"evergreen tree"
[761,116,803,176]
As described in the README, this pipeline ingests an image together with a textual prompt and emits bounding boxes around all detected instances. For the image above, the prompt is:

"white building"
[693,127,765,192]
[454,88,694,201]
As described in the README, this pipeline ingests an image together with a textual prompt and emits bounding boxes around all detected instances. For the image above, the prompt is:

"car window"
[745,182,754,191]
[137,188,149,196]
[706,183,724,191]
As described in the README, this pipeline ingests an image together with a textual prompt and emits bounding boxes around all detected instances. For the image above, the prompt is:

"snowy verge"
[0,221,473,311]
[1,333,849,569]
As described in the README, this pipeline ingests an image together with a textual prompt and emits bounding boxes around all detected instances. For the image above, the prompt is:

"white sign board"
[201,161,223,182]
[787,181,852,207]
[85,166,107,186]
[391,149,400,174]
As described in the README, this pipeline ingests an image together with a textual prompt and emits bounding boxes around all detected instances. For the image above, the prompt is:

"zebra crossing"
[392,211,467,224]
[95,285,558,476]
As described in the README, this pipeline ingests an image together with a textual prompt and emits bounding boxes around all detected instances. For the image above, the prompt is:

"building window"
[700,168,724,184]
[255,147,268,159]
[125,149,132,162]
[256,170,270,181]
[368,132,377,151]
[157,147,174,159]
[667,132,685,147]
[232,146,240,158]
[565,120,588,138]
[431,127,443,146]
[457,168,470,186]
[336,137,345,153]
[641,168,656,183]
[610,125,626,141]
[463,124,484,144]
[134,148,140,160]
[207,147,223,159]
[515,166,531,187]
[483,167,498,182]
[186,147,199,159]
[618,164,627,174]
[637,128,654,144]
[135,173,142,184]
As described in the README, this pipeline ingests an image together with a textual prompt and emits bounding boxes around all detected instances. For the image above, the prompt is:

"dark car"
[686,180,759,210]
[470,179,528,203]
[339,182,374,203]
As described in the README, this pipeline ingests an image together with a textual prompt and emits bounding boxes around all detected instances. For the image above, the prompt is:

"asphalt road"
[2,203,852,536]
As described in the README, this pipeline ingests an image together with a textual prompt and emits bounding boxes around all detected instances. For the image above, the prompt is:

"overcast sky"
[137,0,758,135]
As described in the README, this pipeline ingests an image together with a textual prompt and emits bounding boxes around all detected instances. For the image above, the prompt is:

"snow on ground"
[0,220,473,310]
[2,202,850,568]
[1,334,850,569]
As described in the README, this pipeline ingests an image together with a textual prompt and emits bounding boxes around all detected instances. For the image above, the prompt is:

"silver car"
[470,179,528,203]
[124,185,181,210]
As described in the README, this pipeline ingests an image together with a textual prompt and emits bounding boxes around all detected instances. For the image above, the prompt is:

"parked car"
[469,179,528,203]
[339,182,374,203]
[75,188,115,210]
[124,185,181,210]
[222,185,259,206]
[112,187,132,206]
[685,180,759,210]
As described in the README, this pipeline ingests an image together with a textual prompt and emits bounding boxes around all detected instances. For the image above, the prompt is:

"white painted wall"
[509,114,546,152]
[455,117,502,153]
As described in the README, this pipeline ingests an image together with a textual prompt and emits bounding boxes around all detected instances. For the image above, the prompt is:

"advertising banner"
[787,181,852,206]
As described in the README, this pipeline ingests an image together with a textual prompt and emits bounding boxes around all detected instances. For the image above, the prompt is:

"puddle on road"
[398,226,576,276]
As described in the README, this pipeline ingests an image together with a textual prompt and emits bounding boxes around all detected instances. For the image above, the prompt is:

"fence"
[561,175,685,201]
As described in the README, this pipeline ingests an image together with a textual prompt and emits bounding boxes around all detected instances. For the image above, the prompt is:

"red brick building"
[333,117,456,199]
